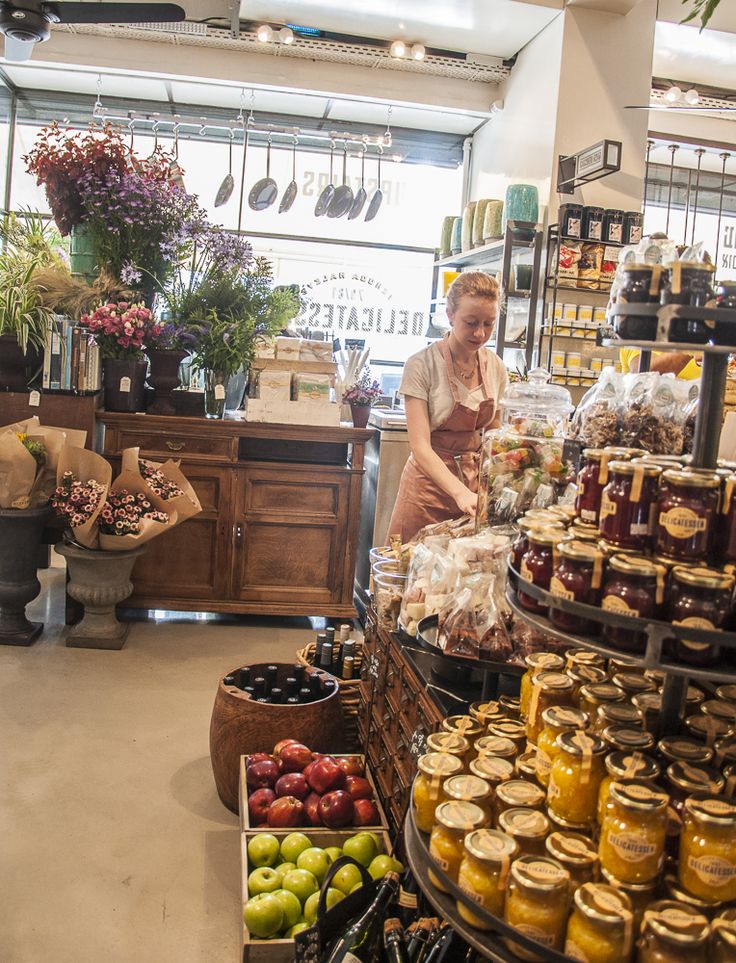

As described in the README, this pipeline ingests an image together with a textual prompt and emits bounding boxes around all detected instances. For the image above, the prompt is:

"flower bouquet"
[95,468,175,551]
[121,447,202,524]
[53,446,112,548]
[81,301,158,360]
[343,367,381,427]
[0,417,79,509]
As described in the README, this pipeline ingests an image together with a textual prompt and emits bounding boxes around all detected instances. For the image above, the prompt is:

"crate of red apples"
[239,738,388,832]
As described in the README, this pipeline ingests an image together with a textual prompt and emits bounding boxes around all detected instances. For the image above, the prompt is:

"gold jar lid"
[488,719,526,742]
[569,522,601,542]
[557,539,604,563]
[470,755,514,784]
[464,828,518,864]
[643,900,710,946]
[686,714,735,742]
[541,706,588,731]
[567,664,608,688]
[606,459,661,478]
[475,735,517,759]
[599,540,640,559]
[583,447,635,462]
[566,648,606,669]
[496,779,545,810]
[598,703,645,729]
[663,468,720,489]
[518,517,566,536]
[659,737,714,766]
[715,739,736,765]
[523,651,565,672]
[579,682,626,707]
[442,715,484,739]
[602,725,655,753]
[535,670,575,694]
[525,509,567,524]
[702,700,736,725]
[574,883,633,927]
[443,773,492,804]
[664,875,723,915]
[713,910,736,948]
[609,554,666,579]
[609,781,668,812]
[510,855,569,893]
[716,684,736,705]
[632,692,662,715]
[547,809,595,833]
[613,672,657,697]
[417,752,464,778]
[666,761,725,795]
[557,730,607,757]
[605,750,660,781]
[499,694,520,714]
[434,800,487,832]
[547,504,576,522]
[499,807,550,841]
[426,732,471,756]
[665,259,715,272]
[469,700,506,724]
[672,566,735,591]
[684,794,736,827]
[515,751,538,780]
[528,528,563,547]
[644,668,667,685]
[545,831,598,868]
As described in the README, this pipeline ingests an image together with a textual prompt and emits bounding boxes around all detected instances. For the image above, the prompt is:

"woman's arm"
[404,396,478,516]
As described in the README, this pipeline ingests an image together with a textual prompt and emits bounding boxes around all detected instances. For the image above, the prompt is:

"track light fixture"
[256,24,273,42]
[665,85,682,103]
[684,88,700,105]
[389,39,406,58]
[410,43,425,61]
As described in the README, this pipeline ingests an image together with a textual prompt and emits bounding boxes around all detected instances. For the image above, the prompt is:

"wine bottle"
[325,626,336,647]
[253,677,266,699]
[242,686,255,698]
[384,919,409,963]
[320,643,333,669]
[256,697,270,704]
[339,623,352,642]
[286,696,299,705]
[323,679,338,699]
[223,674,237,687]
[270,687,283,704]
[342,655,355,680]
[406,919,435,963]
[396,871,420,929]
[309,674,323,700]
[323,871,399,963]
[293,663,306,686]
[285,676,299,698]
[298,687,313,703]
[314,634,326,667]
[422,925,455,963]
[238,667,251,689]
[265,665,278,693]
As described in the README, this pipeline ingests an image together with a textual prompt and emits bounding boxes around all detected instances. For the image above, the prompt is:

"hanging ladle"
[249,134,278,211]
[215,129,235,207]
[279,135,298,213]
[315,142,336,217]
[168,123,185,188]
[327,143,354,218]
[364,146,384,222]
[348,144,368,220]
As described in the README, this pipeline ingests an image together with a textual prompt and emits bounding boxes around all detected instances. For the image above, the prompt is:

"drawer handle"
[165,441,185,451]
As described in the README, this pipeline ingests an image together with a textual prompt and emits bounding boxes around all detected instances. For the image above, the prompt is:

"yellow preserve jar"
[469,700,507,727]
[702,700,736,728]
[474,735,517,761]
[597,752,660,824]
[711,909,736,963]
[546,831,599,890]
[456,828,518,928]
[598,781,668,884]
[442,715,484,743]
[638,900,710,963]
[579,682,625,719]
[504,856,571,962]
[536,706,589,788]
[498,807,550,858]
[566,648,607,671]
[599,867,657,933]
[520,652,565,720]
[658,737,714,768]
[679,795,736,903]
[527,671,575,746]
[425,731,471,768]
[428,800,486,892]
[495,779,545,823]
[595,702,644,734]
[612,671,657,701]
[601,724,655,754]
[470,754,514,793]
[515,751,539,784]
[412,752,464,833]
[487,719,527,756]
[444,774,493,825]
[663,873,723,917]
[548,730,607,825]
[568,664,609,704]
[564,882,634,963]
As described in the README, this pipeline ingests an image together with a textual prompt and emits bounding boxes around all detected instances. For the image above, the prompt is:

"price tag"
[409,727,428,760]
[28,390,40,407]
[368,654,379,679]
[119,377,131,393]
[214,384,226,400]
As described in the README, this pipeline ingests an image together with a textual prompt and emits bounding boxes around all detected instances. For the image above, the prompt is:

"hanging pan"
[279,136,298,213]
[327,144,354,218]
[364,147,384,222]
[215,130,235,207]
[248,135,278,211]
[348,145,368,220]
[168,123,185,188]
[315,142,336,217]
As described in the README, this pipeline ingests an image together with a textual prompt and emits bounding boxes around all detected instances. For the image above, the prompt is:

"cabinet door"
[232,466,348,606]
[130,465,232,604]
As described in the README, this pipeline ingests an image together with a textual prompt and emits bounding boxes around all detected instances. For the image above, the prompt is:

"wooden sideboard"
[0,390,101,447]
[98,413,373,618]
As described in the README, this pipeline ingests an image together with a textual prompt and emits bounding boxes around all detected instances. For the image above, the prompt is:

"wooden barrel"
[209,663,345,813]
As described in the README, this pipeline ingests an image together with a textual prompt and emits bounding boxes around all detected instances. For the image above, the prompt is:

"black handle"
[317,855,372,918]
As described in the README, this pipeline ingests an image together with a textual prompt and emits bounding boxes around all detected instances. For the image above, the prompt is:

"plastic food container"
[499,369,573,438]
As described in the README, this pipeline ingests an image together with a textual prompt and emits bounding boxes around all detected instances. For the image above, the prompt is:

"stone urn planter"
[56,541,146,649]
[0,506,50,645]
[147,348,187,416]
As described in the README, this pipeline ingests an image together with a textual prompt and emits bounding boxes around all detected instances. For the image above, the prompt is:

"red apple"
[353,798,380,826]
[303,792,324,827]
[319,790,355,828]
[248,787,276,824]
[306,757,346,794]
[273,738,300,758]
[336,756,364,777]
[267,795,305,828]
[246,752,273,768]
[345,775,373,801]
[275,772,309,801]
[247,759,279,790]
[278,743,314,773]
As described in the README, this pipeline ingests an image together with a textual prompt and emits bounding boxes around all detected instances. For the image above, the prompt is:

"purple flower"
[120,262,142,285]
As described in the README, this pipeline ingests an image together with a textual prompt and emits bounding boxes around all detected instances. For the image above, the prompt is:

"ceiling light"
[684,87,700,105]
[392,153,403,162]
[389,40,406,58]
[665,85,682,103]
[256,24,273,43]
[278,26,294,45]
[410,43,425,61]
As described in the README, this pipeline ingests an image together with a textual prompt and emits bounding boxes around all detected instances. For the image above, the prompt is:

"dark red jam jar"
[601,554,666,655]
[519,529,560,615]
[667,566,735,667]
[655,469,719,562]
[512,519,565,573]
[548,539,604,633]
[661,261,716,344]
[599,461,661,553]
[716,474,736,564]
[575,447,633,526]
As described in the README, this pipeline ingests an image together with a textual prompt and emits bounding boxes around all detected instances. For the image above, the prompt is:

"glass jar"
[526,671,576,746]
[717,684,736,706]
[469,700,507,727]
[679,796,736,903]
[425,731,471,769]
[599,868,657,934]
[500,694,521,719]
[504,856,571,961]
[597,753,660,825]
[566,648,607,671]
[717,476,736,564]
[663,874,724,918]
[549,540,605,633]
[637,900,710,962]
[612,672,657,701]
[564,882,634,963]
[570,520,603,544]
[711,909,736,963]
[579,682,626,720]
[413,752,465,833]
[595,703,645,734]
[685,714,735,746]
[662,259,716,343]
[488,719,527,756]
[632,692,662,734]
[536,706,589,788]
[576,448,633,526]
[702,700,736,730]
[599,461,661,553]
[618,263,662,307]
[658,737,714,769]
[495,779,545,823]
[515,751,540,784]
[666,762,726,815]
[512,518,565,572]
[598,781,668,884]
[428,800,487,892]
[656,470,720,562]
[442,715,484,743]
[601,555,667,655]
[601,725,655,755]
[715,739,736,769]
[546,831,599,890]
[456,828,518,929]
[668,567,734,667]
[548,730,608,826]
[474,735,518,762]
[520,652,565,720]
[519,530,560,615]
[444,774,493,825]
[469,754,514,794]
[568,665,609,705]
[498,807,550,858]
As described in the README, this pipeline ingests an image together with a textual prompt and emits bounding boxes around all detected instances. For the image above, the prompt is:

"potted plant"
[343,367,381,428]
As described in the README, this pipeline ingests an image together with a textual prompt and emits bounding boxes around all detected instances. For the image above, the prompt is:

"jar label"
[564,941,588,962]
[520,561,533,582]
[580,508,597,523]
[600,495,617,520]
[630,522,651,536]
[515,924,554,947]
[687,854,736,888]
[609,223,623,243]
[606,831,658,862]
[458,880,484,904]
[602,595,640,617]
[699,798,736,818]
[674,617,714,653]
[550,577,575,602]
[659,507,707,539]
[536,749,551,777]
[430,851,450,871]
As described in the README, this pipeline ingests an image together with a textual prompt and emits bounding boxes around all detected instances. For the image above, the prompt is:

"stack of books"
[42,317,102,393]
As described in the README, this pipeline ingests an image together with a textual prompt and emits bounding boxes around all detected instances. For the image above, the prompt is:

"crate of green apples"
[241,829,403,961]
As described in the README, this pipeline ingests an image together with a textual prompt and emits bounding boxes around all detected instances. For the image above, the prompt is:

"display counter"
[98,412,373,617]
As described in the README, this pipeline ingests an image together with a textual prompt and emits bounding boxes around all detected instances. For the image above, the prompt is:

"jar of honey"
[548,731,607,826]
[428,800,487,892]
[637,900,710,962]
[536,706,589,788]
[504,856,571,961]
[425,731,471,769]
[469,700,507,727]
[579,682,626,720]
[711,909,736,963]
[549,540,605,633]
[598,781,668,884]
[456,828,518,928]
[601,555,666,655]
[526,671,575,746]
[488,719,527,757]
[599,461,661,553]
[567,664,608,704]
[546,831,600,889]
[564,882,634,963]
[519,529,561,614]
[469,754,514,793]
[442,715,484,743]
[668,567,735,668]
[515,751,540,784]
[498,807,551,858]
[658,737,714,769]
[413,752,465,833]
[575,448,633,526]
[495,779,546,823]
[474,735,517,762]
[444,774,494,825]
[655,470,720,562]
[520,652,565,720]
[597,752,661,824]
[601,725,655,755]
[595,702,645,734]
[679,796,736,903]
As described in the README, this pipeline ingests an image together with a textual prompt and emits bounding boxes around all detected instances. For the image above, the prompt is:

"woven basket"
[296,640,364,752]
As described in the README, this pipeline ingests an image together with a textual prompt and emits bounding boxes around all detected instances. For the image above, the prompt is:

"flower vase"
[69,222,97,283]
[0,507,50,645]
[0,335,42,391]
[147,348,187,416]
[204,369,228,419]
[350,404,371,429]
[56,542,146,649]
[102,358,147,413]
[503,184,539,231]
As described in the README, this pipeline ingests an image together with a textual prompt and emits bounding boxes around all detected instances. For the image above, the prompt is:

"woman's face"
[448,295,498,351]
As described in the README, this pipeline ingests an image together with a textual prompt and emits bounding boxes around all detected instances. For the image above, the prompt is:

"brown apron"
[387,337,497,543]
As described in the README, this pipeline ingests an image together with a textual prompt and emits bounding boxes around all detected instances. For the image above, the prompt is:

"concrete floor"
[0,557,322,963]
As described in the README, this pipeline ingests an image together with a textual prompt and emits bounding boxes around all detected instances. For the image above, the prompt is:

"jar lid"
[716,684,736,705]
[666,761,725,795]
[622,263,656,273]
[574,883,632,926]
[511,855,569,892]
[568,522,601,542]
[644,668,667,685]
[701,700,736,724]
[713,911,736,947]
[548,504,577,521]
[535,670,575,693]
[607,459,662,478]
[663,468,720,489]
[598,703,645,728]
[527,529,562,547]
[557,539,604,563]
[464,828,518,864]
[608,554,666,579]
[541,706,589,730]
[580,682,626,706]
[600,865,658,894]
[470,755,514,783]
[565,648,606,668]
[567,664,608,687]
[469,700,507,724]
[488,719,526,741]
[664,875,724,914]
[610,447,648,459]
[685,794,736,827]
[557,730,607,757]
[426,732,471,755]
[672,566,735,590]
[686,714,735,741]
[516,751,538,778]
[417,752,464,778]
[715,738,736,765]
[499,807,550,840]
[632,692,662,714]
[658,737,714,765]
[613,672,657,696]
[603,725,655,752]
[605,750,660,781]
[665,260,715,273]
[545,831,598,866]
[518,517,566,536]
[434,800,487,831]
[524,651,565,672]
[644,900,710,946]
[496,779,545,809]
[500,379,573,416]
[443,773,492,803]
[443,715,483,737]
[609,780,668,812]
[499,695,521,714]
[474,735,517,759]
[599,540,640,559]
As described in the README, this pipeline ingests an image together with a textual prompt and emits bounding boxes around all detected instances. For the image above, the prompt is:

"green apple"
[303,891,321,926]
[342,833,379,868]
[349,881,363,894]
[368,854,404,880]
[273,889,302,930]
[287,922,310,938]
[248,833,281,868]
[331,862,364,896]
[297,847,331,884]
[282,868,319,905]
[243,893,284,938]
[325,846,342,864]
[248,866,282,895]
[280,832,313,864]
[274,861,296,882]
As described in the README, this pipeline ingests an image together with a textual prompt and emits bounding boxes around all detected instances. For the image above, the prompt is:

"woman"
[387,271,508,542]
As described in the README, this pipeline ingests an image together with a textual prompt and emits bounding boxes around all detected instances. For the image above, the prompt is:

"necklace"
[448,343,478,382]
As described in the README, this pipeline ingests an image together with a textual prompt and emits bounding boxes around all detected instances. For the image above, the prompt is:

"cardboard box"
[275,337,302,360]
[300,340,333,363]
[294,374,332,402]
[244,398,341,427]
[257,370,292,404]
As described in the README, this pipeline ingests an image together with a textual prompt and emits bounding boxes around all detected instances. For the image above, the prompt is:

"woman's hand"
[454,486,478,517]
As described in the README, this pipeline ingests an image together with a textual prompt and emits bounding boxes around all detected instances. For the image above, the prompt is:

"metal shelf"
[434,223,538,269]
[547,283,612,296]
[605,302,736,352]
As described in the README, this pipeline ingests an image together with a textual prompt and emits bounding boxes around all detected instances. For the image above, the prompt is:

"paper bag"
[0,433,38,508]
[54,446,112,549]
[120,447,202,523]
[98,468,178,552]
[25,424,70,508]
